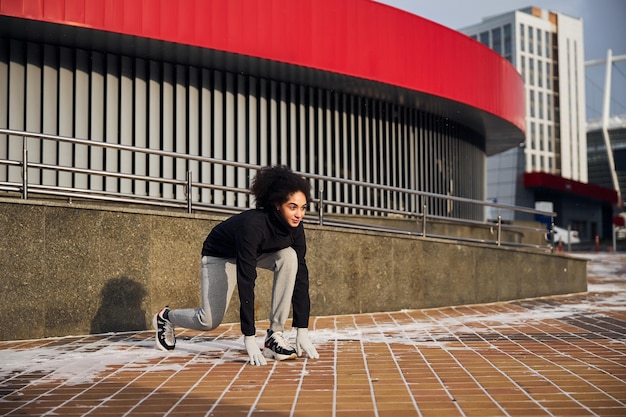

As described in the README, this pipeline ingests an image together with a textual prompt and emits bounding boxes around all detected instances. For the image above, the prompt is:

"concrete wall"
[0,198,587,341]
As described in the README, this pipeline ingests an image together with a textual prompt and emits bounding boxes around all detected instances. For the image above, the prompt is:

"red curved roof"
[524,172,619,205]
[1,0,525,146]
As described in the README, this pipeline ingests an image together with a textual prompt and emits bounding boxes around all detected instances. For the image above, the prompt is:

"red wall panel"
[524,172,618,204]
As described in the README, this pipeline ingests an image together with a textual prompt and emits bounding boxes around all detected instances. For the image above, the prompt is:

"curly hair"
[250,165,311,209]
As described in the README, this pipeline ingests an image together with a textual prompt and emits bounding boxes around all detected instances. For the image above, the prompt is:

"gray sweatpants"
[167,247,298,334]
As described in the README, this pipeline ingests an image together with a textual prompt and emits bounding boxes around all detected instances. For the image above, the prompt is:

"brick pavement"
[0,253,625,416]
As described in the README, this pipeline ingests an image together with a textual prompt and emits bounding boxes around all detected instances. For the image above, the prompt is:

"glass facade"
[0,39,486,220]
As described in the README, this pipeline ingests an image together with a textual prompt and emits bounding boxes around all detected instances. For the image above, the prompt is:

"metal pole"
[497,215,502,246]
[186,170,192,214]
[318,187,324,226]
[422,204,427,237]
[22,148,28,199]
[600,50,621,203]
[567,224,572,252]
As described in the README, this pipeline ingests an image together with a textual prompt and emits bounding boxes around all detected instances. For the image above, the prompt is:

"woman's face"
[276,191,307,228]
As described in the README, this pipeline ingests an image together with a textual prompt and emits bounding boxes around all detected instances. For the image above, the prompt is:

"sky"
[377,0,626,118]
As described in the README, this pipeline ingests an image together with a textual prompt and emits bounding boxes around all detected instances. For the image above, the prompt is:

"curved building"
[0,0,525,220]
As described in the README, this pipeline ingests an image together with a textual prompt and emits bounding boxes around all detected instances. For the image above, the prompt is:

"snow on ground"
[1,252,624,386]
[573,252,626,292]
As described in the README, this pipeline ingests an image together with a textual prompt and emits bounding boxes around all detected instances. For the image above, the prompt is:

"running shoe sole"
[263,347,297,361]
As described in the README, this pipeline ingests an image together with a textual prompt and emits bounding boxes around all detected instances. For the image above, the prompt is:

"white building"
[461,6,587,219]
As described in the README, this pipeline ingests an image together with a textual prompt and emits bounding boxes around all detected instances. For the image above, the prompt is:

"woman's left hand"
[296,328,319,359]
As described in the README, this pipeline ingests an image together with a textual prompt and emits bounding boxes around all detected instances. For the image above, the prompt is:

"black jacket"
[202,208,310,336]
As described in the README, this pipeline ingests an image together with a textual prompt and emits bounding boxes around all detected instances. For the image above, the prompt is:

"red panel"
[105,0,125,34]
[140,0,159,38]
[0,0,525,133]
[123,0,142,35]
[23,0,41,17]
[83,0,103,27]
[524,172,619,205]
[42,0,64,21]
[64,0,84,24]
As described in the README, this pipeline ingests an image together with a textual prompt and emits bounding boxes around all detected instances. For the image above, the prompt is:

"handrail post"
[550,220,556,253]
[318,187,324,226]
[497,215,502,246]
[22,148,28,199]
[186,170,192,214]
[567,224,572,252]
[422,204,427,237]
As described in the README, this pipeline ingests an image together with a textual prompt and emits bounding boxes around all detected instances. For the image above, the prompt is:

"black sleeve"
[291,227,311,329]
[235,223,262,336]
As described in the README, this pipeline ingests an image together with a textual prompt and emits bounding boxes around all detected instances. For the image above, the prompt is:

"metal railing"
[0,128,557,252]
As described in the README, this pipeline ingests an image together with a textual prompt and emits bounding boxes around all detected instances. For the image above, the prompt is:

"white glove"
[296,328,319,359]
[244,336,267,366]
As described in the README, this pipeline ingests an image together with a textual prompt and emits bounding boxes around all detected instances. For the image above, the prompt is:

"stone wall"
[0,198,587,341]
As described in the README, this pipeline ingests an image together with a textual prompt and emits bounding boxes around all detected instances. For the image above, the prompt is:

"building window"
[521,56,526,81]
[480,31,489,46]
[546,63,551,89]
[548,125,553,151]
[529,58,535,86]
[545,31,551,58]
[547,94,552,121]
[536,28,542,57]
[520,24,525,52]
[538,91,544,119]
[537,60,543,87]
[530,90,535,117]
[492,27,502,54]
[503,24,512,62]
[528,25,534,54]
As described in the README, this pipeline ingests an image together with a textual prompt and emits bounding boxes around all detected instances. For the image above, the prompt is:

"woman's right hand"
[244,335,267,366]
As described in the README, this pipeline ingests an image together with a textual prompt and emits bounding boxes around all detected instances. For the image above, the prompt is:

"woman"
[153,165,319,366]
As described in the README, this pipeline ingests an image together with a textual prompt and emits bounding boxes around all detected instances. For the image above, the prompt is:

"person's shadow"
[91,277,147,334]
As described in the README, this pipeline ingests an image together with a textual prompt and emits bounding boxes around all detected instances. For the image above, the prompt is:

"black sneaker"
[263,329,297,361]
[153,307,175,351]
